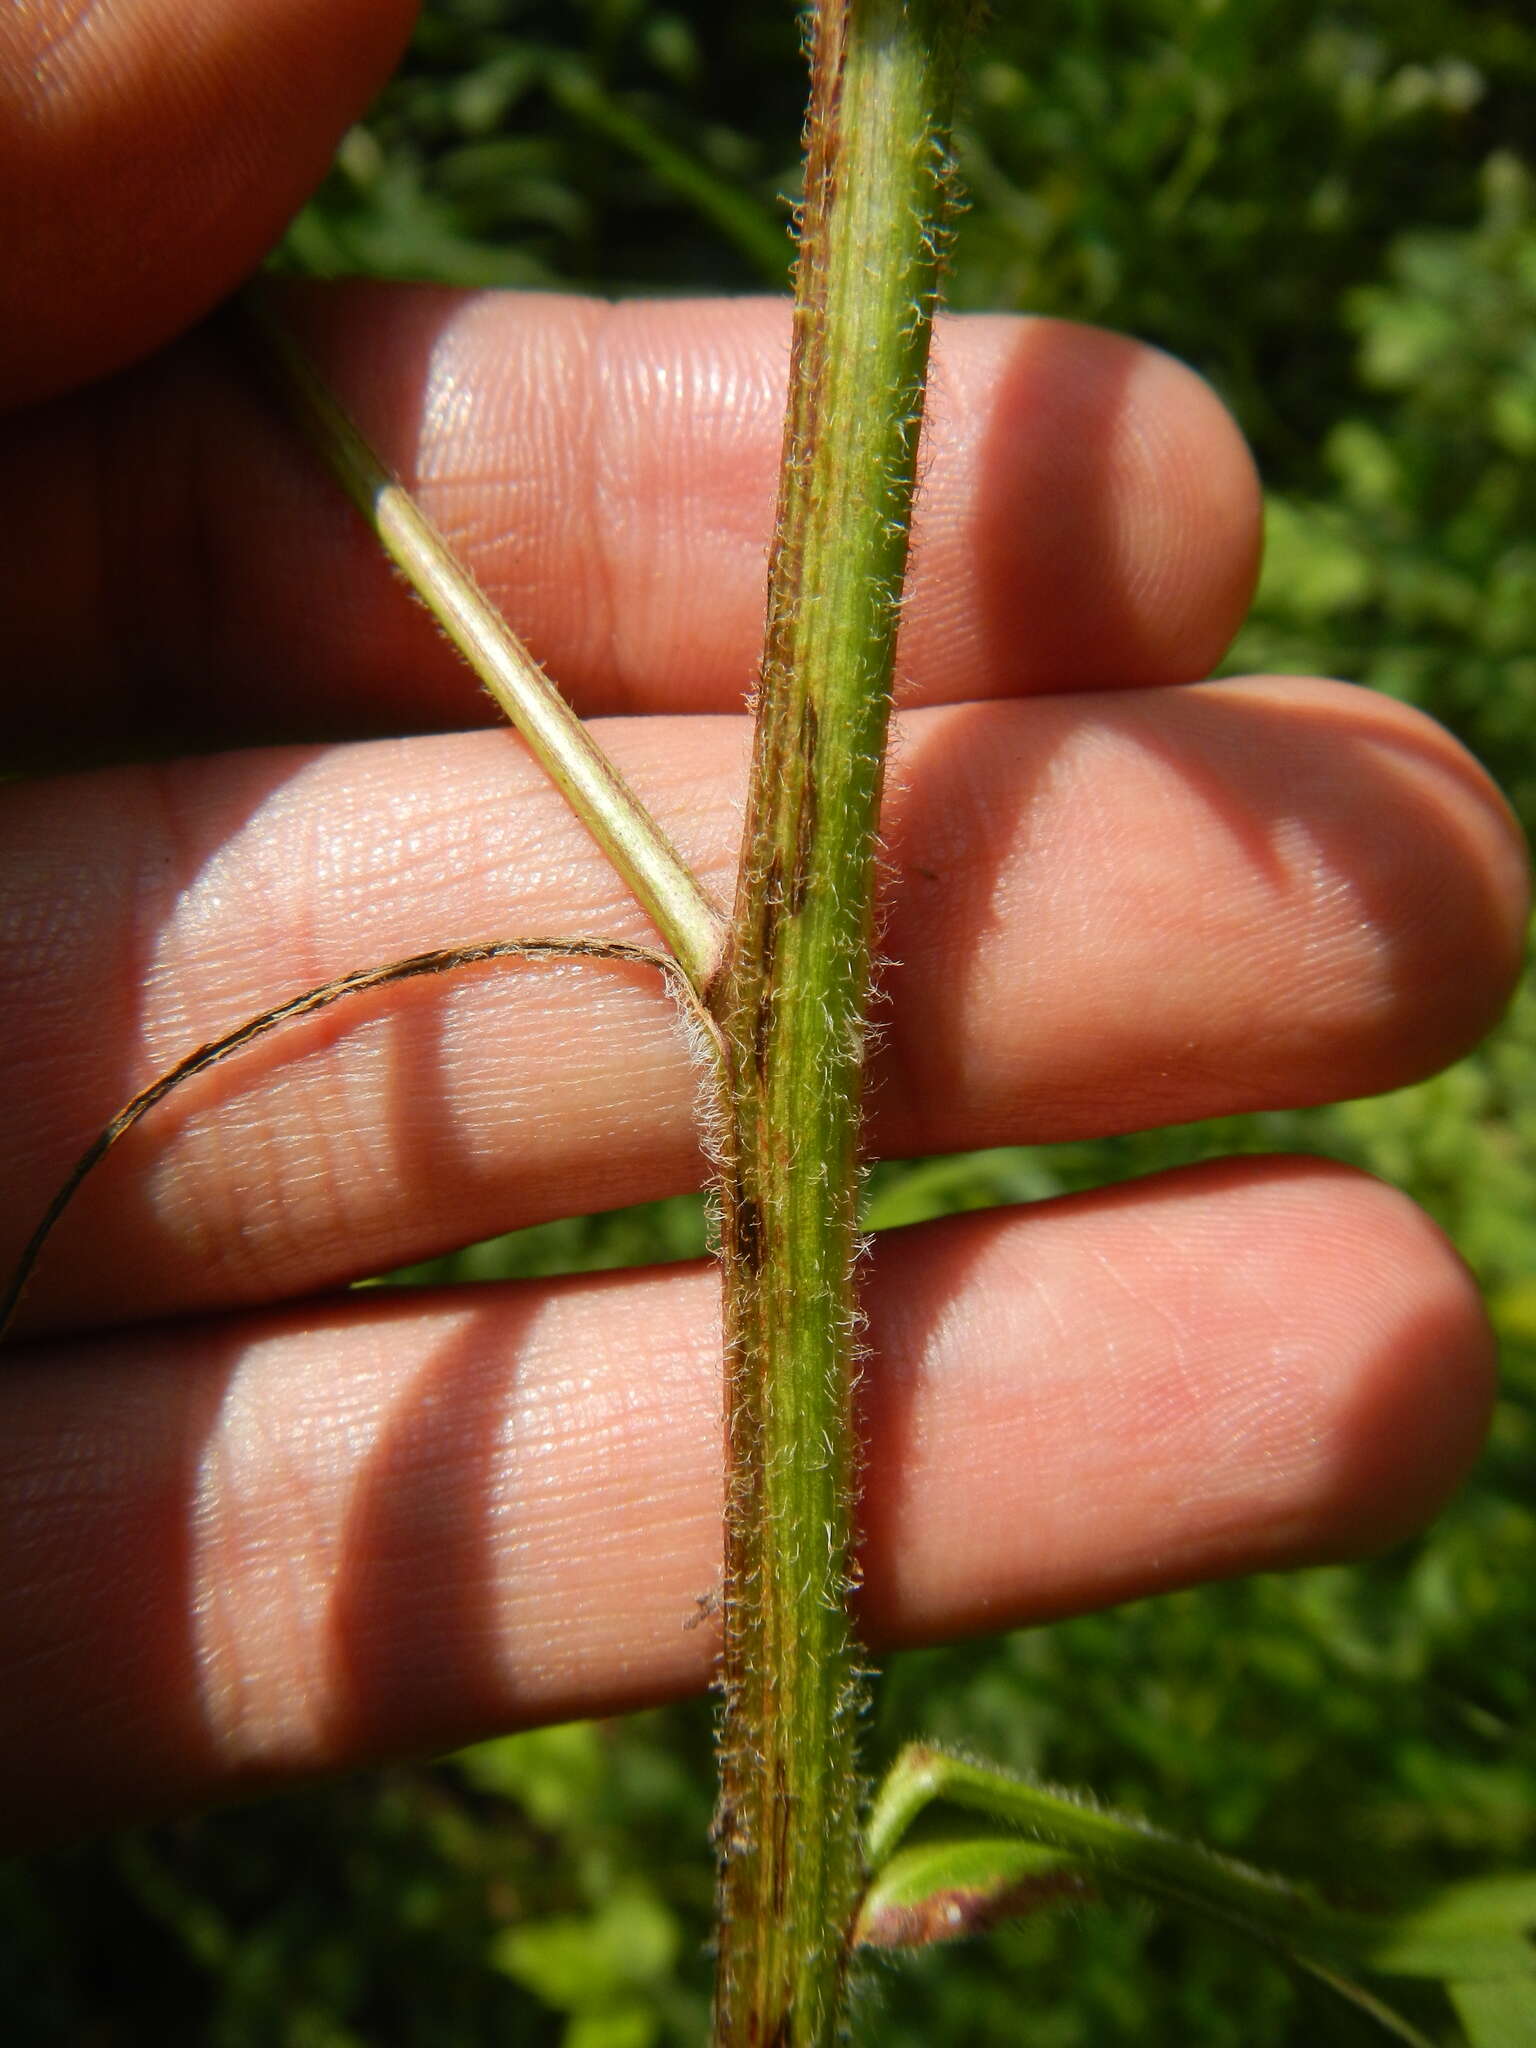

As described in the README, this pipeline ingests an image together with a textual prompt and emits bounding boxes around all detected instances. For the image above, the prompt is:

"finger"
[0,293,1260,750]
[0,0,417,406]
[1,678,1525,1333]
[0,1159,1493,1845]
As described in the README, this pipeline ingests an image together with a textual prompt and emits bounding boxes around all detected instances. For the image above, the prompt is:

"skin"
[0,0,1528,1847]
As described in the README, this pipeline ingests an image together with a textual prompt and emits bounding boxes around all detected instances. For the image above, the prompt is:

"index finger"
[1,293,1261,750]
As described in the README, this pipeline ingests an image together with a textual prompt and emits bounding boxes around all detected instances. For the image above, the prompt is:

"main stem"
[708,4,974,2041]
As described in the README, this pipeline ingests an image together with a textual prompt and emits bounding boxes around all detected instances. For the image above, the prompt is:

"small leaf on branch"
[861,1744,1535,2044]
[854,1828,1090,1949]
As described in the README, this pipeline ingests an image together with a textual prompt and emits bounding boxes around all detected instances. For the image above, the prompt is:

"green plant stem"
[858,1748,1462,2047]
[863,1746,1536,1993]
[233,289,725,992]
[865,1746,1344,1951]
[705,5,975,2042]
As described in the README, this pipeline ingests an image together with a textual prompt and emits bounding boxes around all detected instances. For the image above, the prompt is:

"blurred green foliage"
[8,2,1536,2042]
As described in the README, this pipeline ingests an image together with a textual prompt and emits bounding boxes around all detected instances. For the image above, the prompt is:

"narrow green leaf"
[546,61,790,283]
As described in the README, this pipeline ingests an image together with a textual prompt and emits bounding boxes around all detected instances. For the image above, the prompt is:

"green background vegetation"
[6,2,1535,2041]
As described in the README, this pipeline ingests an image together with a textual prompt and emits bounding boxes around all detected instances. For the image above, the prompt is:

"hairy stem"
[707,4,976,2041]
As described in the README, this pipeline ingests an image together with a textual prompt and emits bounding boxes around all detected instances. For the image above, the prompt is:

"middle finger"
[1,675,1524,1333]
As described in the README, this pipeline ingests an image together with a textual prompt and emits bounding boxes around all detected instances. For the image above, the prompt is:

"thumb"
[0,0,418,407]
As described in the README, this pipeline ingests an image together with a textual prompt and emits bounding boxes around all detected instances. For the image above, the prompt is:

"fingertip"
[858,1160,1498,1641]
[0,0,419,405]
[906,318,1263,698]
[1348,687,1532,1079]
[1114,340,1265,679]
[1295,1166,1498,1559]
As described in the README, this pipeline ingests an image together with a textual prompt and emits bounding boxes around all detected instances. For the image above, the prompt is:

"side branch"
[1,936,709,1341]
[232,290,727,993]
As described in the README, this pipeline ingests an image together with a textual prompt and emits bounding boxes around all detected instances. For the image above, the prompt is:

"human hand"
[1,0,1527,1847]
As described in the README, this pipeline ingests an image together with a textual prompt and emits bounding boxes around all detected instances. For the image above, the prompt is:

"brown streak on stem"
[786,704,820,918]
[731,1194,764,1278]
